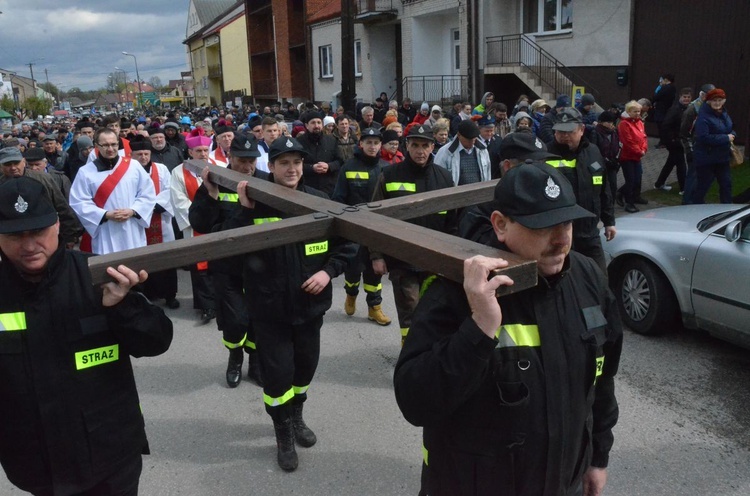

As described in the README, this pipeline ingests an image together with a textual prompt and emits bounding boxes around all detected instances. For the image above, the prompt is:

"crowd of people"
[0,77,739,493]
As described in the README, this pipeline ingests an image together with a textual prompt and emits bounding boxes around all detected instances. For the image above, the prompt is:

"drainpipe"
[466,0,473,102]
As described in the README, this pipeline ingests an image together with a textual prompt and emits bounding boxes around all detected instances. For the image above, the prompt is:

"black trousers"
[30,454,142,496]
[189,265,215,310]
[656,142,686,191]
[344,246,383,307]
[255,315,323,421]
[212,272,254,350]
[388,268,425,339]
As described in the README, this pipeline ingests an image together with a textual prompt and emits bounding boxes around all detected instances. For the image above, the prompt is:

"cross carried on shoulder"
[88,160,537,295]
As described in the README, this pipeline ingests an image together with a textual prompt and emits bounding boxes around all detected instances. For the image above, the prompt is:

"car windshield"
[697,205,750,232]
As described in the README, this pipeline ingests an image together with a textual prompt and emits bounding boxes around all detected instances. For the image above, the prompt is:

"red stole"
[182,166,209,271]
[213,146,228,164]
[145,164,163,245]
[80,157,132,253]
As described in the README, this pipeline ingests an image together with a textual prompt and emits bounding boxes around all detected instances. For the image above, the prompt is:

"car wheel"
[614,258,678,335]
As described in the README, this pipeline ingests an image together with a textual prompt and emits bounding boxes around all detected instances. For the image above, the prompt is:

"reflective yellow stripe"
[244,340,257,350]
[422,444,429,466]
[223,334,246,349]
[400,327,409,337]
[420,275,437,297]
[437,210,447,215]
[546,159,577,168]
[345,171,370,180]
[264,387,295,407]
[344,280,360,288]
[385,182,416,192]
[293,385,309,395]
[253,217,282,224]
[495,324,540,347]
[363,283,382,293]
[218,193,239,202]
[305,240,328,256]
[592,175,603,185]
[0,312,26,331]
[75,344,119,370]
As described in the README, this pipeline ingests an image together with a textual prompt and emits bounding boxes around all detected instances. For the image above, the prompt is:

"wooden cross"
[88,160,538,295]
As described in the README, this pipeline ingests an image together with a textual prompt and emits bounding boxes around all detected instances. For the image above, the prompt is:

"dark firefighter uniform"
[394,162,622,496]
[331,128,390,322]
[189,135,268,388]
[0,178,173,495]
[547,109,615,273]
[222,175,355,422]
[371,125,456,343]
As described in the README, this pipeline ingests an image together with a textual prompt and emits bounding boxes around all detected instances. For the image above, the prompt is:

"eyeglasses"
[96,143,119,148]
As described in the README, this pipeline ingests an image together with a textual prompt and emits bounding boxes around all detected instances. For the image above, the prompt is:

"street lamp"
[122,51,142,109]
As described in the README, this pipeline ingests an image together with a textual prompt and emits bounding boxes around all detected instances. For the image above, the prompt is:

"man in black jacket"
[148,126,185,171]
[371,124,456,345]
[546,108,616,273]
[0,176,173,496]
[223,136,355,472]
[394,162,622,496]
[189,134,268,388]
[297,110,343,196]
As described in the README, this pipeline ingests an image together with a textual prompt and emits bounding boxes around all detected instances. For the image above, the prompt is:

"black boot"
[292,403,317,448]
[273,418,298,471]
[226,348,243,388]
[246,349,264,387]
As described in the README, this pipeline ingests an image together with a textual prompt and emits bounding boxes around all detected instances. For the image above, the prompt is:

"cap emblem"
[535,138,543,149]
[544,177,561,200]
[285,139,293,148]
[418,126,424,133]
[368,129,374,135]
[561,114,569,123]
[15,195,28,213]
[244,140,251,149]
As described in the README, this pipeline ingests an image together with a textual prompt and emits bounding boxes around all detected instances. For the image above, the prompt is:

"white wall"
[310,20,343,106]
[411,11,459,76]
[482,0,631,68]
[364,24,398,101]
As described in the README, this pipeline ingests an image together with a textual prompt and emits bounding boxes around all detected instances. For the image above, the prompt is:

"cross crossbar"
[88,161,537,295]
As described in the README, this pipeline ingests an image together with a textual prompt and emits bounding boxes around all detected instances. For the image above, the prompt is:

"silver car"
[602,204,750,348]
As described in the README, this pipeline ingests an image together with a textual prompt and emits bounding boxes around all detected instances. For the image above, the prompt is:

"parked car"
[602,204,750,348]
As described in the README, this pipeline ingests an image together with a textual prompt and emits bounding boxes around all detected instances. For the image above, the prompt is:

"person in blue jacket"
[692,88,735,204]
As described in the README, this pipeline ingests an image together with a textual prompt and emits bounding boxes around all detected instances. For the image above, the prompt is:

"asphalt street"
[3,269,749,495]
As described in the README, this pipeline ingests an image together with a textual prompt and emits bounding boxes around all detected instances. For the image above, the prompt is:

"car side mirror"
[724,220,741,242]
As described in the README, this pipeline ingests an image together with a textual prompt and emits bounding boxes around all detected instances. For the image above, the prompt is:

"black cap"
[300,110,323,124]
[407,124,433,140]
[268,136,309,161]
[247,114,263,129]
[457,119,480,139]
[597,110,616,123]
[230,134,261,158]
[147,126,165,136]
[0,177,58,234]
[499,133,559,161]
[493,161,595,229]
[23,147,46,162]
[552,107,584,132]
[130,135,152,152]
[359,127,382,141]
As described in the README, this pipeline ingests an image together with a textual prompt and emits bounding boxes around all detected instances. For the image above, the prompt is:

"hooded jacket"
[617,112,648,162]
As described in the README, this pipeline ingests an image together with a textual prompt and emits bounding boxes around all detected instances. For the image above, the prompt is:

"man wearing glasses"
[69,128,156,254]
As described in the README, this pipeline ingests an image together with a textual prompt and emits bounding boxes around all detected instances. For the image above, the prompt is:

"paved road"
[3,270,749,495]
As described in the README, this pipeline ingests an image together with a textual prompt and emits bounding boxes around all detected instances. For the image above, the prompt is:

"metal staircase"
[485,34,599,103]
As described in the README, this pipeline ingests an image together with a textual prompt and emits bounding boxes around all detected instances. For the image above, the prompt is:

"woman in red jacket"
[617,100,648,212]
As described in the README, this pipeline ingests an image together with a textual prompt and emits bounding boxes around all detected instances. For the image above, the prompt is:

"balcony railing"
[397,75,468,106]
[355,0,398,23]
[485,34,599,101]
[207,63,222,79]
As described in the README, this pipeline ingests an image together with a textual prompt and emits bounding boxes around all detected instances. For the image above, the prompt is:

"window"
[523,0,572,34]
[354,40,362,77]
[319,45,333,78]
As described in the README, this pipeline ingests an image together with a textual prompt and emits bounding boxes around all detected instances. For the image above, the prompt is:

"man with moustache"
[297,110,343,197]
[395,161,622,496]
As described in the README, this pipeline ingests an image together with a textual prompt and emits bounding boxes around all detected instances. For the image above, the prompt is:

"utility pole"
[340,0,356,113]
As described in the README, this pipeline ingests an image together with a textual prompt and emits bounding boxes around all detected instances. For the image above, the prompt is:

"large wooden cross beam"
[88,160,538,295]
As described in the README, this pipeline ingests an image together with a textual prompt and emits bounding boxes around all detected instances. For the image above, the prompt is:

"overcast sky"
[0,0,192,93]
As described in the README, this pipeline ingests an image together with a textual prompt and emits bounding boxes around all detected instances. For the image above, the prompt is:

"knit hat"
[555,95,571,108]
[580,94,596,106]
[705,88,726,101]
[598,111,616,123]
[323,116,335,127]
[420,102,429,112]
[430,105,442,114]
[381,129,400,143]
[77,136,94,150]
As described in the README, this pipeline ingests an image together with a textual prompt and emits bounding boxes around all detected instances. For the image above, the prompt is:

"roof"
[186,0,237,40]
